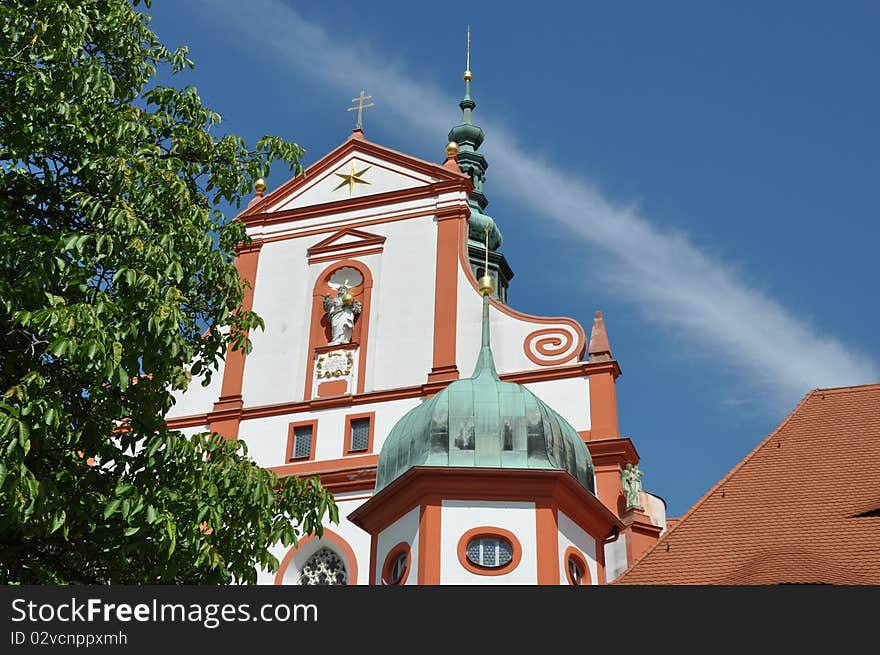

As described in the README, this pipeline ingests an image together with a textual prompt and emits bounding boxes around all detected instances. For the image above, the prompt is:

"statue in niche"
[621,462,644,510]
[323,281,362,345]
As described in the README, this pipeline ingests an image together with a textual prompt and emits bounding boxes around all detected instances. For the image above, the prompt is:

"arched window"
[296,547,348,585]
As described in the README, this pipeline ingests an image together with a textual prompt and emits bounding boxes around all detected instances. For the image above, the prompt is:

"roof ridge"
[616,387,819,582]
[812,382,880,395]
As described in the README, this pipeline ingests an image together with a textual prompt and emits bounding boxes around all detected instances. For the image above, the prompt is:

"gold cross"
[347,90,375,129]
[333,161,372,197]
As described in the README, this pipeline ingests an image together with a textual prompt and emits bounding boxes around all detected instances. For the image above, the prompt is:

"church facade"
[166,69,667,585]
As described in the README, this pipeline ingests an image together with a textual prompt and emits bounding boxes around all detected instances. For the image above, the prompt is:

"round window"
[465,536,513,568]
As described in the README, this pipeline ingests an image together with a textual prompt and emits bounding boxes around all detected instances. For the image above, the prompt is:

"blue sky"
[149,1,879,516]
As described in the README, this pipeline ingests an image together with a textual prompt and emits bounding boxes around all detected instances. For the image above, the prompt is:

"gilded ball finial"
[446,141,459,156]
[254,178,267,193]
[463,69,473,82]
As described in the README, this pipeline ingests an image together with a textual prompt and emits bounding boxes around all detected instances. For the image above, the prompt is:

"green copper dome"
[374,294,595,493]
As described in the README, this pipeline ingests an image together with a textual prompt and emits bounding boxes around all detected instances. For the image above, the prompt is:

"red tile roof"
[617,383,880,585]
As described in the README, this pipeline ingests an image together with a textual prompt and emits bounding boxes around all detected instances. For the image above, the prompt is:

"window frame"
[456,526,522,577]
[343,411,375,455]
[381,542,411,585]
[563,546,591,586]
[285,419,318,462]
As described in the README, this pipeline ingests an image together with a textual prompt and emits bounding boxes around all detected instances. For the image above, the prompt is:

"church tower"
[165,37,665,584]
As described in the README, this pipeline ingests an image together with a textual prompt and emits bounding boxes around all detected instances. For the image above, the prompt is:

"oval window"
[465,536,513,568]
[381,543,411,585]
[567,556,585,585]
[387,552,408,584]
[564,547,590,586]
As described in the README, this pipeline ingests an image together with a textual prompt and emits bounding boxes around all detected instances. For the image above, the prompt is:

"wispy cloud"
[195,0,876,404]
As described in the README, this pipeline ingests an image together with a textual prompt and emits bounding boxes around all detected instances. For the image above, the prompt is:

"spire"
[448,27,502,252]
[473,226,498,378]
[472,293,499,379]
[588,311,613,363]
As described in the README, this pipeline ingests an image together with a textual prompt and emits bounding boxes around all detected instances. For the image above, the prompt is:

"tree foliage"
[0,0,337,583]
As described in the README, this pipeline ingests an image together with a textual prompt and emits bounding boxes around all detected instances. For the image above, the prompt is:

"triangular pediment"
[241,133,467,220]
[307,227,386,257]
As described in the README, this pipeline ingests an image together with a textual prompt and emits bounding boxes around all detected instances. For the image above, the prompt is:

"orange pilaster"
[418,500,442,584]
[536,502,560,585]
[428,209,464,383]
[210,243,261,438]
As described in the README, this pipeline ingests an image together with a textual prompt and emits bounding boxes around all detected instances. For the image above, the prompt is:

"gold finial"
[446,141,459,156]
[254,178,267,193]
[463,25,472,82]
[478,222,494,296]
[347,90,375,130]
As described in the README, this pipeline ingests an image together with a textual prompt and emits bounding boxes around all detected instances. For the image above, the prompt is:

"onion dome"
[374,293,595,493]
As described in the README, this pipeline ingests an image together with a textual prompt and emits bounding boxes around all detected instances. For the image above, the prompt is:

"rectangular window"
[292,426,313,459]
[349,418,370,452]
[344,412,374,455]
[286,420,317,462]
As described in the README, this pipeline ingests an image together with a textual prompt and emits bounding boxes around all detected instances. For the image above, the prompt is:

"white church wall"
[604,532,629,583]
[168,368,224,418]
[557,511,599,586]
[456,266,585,376]
[640,491,668,533]
[367,217,437,392]
[322,496,372,586]
[376,505,421,586]
[242,237,311,406]
[523,377,591,433]
[439,500,537,584]
[173,425,210,438]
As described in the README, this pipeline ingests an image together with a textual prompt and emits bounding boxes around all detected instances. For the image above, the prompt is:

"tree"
[0,0,337,583]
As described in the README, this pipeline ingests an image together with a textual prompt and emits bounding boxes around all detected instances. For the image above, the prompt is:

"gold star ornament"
[333,161,372,198]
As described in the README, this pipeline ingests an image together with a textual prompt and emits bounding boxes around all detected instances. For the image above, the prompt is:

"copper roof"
[617,383,880,585]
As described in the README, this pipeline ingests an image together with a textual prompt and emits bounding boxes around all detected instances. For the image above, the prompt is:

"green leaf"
[48,338,69,357]
[50,511,66,534]
[123,526,140,536]
[103,499,121,519]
